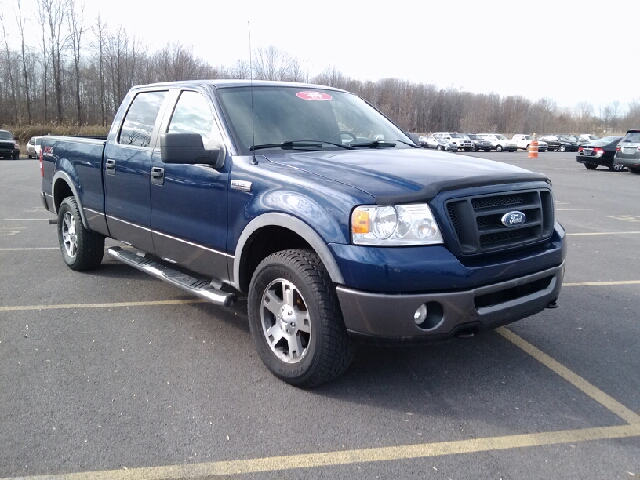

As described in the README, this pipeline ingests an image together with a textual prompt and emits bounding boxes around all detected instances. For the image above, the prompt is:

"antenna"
[249,21,257,165]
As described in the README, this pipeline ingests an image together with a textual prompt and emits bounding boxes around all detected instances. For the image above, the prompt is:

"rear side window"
[119,91,167,147]
[622,132,640,143]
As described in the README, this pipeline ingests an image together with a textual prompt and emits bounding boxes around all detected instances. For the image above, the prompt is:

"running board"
[107,247,236,307]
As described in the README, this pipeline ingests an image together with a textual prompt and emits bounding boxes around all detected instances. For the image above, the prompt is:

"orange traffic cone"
[528,135,539,158]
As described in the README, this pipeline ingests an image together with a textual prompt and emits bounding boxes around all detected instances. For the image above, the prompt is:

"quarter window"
[119,91,167,147]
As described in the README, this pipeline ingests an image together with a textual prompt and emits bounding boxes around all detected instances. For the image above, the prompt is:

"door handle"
[151,167,164,186]
[105,158,116,176]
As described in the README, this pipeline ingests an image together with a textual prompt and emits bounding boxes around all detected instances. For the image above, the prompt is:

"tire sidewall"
[248,255,328,385]
[58,198,81,268]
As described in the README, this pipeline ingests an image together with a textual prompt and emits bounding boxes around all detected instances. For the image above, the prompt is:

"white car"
[433,132,473,151]
[26,136,43,159]
[511,135,548,152]
[477,134,517,152]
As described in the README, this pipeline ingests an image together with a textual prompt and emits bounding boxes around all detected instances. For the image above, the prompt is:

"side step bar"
[107,247,236,307]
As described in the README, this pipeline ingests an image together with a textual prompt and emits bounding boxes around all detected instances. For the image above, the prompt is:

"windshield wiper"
[250,140,354,151]
[350,140,397,148]
[393,138,419,147]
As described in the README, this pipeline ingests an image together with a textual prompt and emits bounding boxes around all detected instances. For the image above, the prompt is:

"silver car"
[26,136,43,159]
[614,129,640,174]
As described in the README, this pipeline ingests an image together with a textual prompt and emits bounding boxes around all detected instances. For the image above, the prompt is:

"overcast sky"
[6,0,640,113]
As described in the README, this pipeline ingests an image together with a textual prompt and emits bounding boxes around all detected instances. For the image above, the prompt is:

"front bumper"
[337,262,564,341]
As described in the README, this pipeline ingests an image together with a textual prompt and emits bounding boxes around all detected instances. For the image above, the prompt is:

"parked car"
[539,135,580,152]
[466,134,492,152]
[477,133,517,152]
[614,129,640,174]
[0,129,21,159]
[423,135,459,151]
[26,136,43,159]
[575,136,623,171]
[433,132,473,151]
[511,134,549,152]
[578,134,599,145]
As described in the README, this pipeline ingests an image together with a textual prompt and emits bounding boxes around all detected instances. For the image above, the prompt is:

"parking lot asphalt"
[1,152,639,479]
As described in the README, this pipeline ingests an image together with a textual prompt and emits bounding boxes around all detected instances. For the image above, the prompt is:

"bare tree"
[67,0,84,124]
[1,8,19,124]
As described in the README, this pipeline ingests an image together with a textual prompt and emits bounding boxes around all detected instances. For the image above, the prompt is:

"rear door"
[104,89,170,252]
[149,89,230,280]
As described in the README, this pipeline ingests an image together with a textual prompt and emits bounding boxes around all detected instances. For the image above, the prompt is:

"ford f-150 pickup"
[40,80,566,387]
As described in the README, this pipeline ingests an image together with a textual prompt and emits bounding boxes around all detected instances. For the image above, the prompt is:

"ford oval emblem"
[501,211,526,227]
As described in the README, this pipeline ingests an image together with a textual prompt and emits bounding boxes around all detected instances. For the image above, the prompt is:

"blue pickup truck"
[40,80,565,387]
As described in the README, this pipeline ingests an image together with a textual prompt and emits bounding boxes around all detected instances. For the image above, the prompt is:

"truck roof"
[129,79,344,93]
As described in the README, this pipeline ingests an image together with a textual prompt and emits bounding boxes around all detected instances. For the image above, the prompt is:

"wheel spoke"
[295,310,311,333]
[283,282,295,307]
[263,290,283,317]
[265,323,284,344]
[287,333,304,360]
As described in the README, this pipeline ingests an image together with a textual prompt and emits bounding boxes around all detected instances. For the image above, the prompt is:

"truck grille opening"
[474,275,553,310]
[445,189,554,255]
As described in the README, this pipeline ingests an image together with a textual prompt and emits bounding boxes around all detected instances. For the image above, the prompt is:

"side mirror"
[160,133,225,169]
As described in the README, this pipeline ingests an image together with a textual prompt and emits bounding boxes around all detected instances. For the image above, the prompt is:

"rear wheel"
[437,145,443,151]
[584,163,597,170]
[496,145,503,152]
[57,197,105,271]
[248,249,353,387]
[629,167,640,174]
[13,152,19,160]
[559,145,566,152]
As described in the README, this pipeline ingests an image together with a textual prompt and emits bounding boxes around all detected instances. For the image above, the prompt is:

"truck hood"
[264,148,548,204]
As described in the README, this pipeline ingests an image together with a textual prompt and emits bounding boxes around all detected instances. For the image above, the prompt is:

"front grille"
[445,189,554,255]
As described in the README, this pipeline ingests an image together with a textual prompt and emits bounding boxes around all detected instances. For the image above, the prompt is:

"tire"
[611,163,625,172]
[57,197,105,271]
[584,163,597,170]
[559,145,566,152]
[629,167,640,175]
[248,249,353,387]
[437,145,443,151]
[496,145,503,152]
[13,152,19,160]
[484,148,491,152]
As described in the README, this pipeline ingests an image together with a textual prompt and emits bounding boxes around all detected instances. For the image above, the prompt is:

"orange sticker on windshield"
[296,91,332,101]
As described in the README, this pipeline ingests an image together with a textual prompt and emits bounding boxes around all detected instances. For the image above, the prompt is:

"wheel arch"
[232,213,345,293]
[52,171,88,228]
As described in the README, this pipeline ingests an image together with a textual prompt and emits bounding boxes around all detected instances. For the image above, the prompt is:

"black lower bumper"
[337,262,564,341]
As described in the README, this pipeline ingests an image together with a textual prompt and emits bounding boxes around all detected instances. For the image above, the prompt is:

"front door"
[150,90,230,281]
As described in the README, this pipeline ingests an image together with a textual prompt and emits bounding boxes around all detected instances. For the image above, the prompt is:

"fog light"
[414,304,428,325]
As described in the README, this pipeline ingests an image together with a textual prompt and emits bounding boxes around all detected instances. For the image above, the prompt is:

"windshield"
[0,131,13,140]
[216,86,412,154]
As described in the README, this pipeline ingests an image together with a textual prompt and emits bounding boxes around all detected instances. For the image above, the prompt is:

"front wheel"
[57,197,105,271]
[559,145,566,152]
[496,145,503,152]
[584,163,597,170]
[436,145,443,151]
[611,163,625,172]
[248,249,353,387]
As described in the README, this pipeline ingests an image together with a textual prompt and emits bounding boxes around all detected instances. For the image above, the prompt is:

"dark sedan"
[575,136,623,171]
[539,134,580,152]
[467,133,492,152]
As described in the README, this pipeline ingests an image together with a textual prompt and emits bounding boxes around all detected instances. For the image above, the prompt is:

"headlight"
[351,204,443,246]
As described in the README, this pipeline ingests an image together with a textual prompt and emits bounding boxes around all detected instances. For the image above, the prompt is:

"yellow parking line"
[564,280,640,286]
[567,231,640,236]
[0,299,207,312]
[2,425,638,479]
[498,328,640,425]
[0,247,58,251]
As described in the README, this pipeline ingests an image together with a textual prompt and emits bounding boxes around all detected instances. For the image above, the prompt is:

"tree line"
[1,0,639,143]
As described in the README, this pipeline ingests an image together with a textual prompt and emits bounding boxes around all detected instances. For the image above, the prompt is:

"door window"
[119,91,167,147]
[167,91,219,147]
